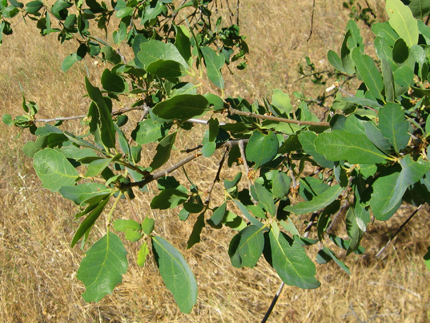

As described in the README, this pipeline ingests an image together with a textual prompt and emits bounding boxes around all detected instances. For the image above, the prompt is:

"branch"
[204,146,229,205]
[228,106,329,127]
[376,204,423,257]
[33,105,147,123]
[123,139,249,189]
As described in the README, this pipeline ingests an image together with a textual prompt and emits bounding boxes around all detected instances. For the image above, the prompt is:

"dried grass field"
[0,0,430,322]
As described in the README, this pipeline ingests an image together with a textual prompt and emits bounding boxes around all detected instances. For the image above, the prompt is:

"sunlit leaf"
[77,232,128,302]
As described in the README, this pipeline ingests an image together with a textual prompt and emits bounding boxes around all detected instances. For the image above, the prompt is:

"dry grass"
[1,0,430,322]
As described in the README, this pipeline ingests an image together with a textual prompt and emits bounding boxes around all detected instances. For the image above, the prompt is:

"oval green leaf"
[152,236,197,314]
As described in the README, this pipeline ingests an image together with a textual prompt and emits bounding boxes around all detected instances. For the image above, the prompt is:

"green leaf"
[392,38,409,63]
[151,188,189,209]
[285,185,342,215]
[298,131,334,168]
[424,247,430,272]
[382,58,395,102]
[61,53,79,72]
[315,130,387,164]
[152,236,197,313]
[319,247,351,274]
[132,119,166,145]
[268,230,320,289]
[233,200,263,227]
[33,148,79,192]
[345,208,364,256]
[85,157,113,178]
[386,0,419,47]
[77,232,128,302]
[253,183,276,216]
[175,25,192,65]
[272,172,291,199]
[101,46,121,64]
[378,103,409,152]
[187,212,205,249]
[393,65,414,88]
[59,183,111,205]
[370,170,402,221]
[115,6,133,18]
[71,197,110,247]
[271,89,293,115]
[341,96,382,108]
[85,77,116,148]
[137,242,150,267]
[246,131,279,169]
[328,50,346,73]
[201,46,224,89]
[149,132,176,171]
[228,225,265,268]
[408,0,430,20]
[152,94,209,120]
[364,122,392,153]
[372,22,399,47]
[208,202,227,226]
[101,69,126,93]
[146,59,185,78]
[25,0,43,13]
[352,48,384,100]
[142,217,155,235]
[137,39,189,70]
[113,219,141,232]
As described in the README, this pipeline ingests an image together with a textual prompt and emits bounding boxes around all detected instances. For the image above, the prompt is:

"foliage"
[2,0,430,317]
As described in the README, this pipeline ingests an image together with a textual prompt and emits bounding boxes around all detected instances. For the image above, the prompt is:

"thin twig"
[376,204,423,257]
[261,282,285,323]
[204,146,229,204]
[33,106,146,123]
[125,191,140,222]
[228,106,329,127]
[367,281,421,299]
[307,0,315,42]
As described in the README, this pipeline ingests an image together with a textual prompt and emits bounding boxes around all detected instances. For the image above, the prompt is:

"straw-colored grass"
[1,0,429,322]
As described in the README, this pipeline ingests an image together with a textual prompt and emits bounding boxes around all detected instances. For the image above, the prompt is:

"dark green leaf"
[187,212,205,249]
[229,225,265,268]
[152,94,209,120]
[149,132,176,171]
[392,38,409,63]
[101,69,126,93]
[208,202,227,226]
[71,196,110,247]
[151,188,189,209]
[25,0,43,13]
[85,77,116,148]
[246,131,278,169]
[272,172,291,199]
[101,46,121,64]
[152,236,197,313]
[298,131,334,168]
[77,232,128,302]
[378,103,409,153]
[253,182,276,216]
[268,230,320,289]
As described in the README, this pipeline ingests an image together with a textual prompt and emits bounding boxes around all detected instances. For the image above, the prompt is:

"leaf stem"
[107,191,123,227]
